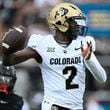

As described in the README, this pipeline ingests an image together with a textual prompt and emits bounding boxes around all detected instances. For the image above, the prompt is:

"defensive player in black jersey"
[0,62,23,110]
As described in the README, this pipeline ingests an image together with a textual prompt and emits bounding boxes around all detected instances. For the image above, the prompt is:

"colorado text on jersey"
[50,56,81,65]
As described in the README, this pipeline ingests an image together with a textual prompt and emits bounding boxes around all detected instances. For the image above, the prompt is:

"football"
[2,26,27,54]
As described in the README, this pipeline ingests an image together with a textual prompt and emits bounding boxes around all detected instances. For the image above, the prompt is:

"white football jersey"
[27,34,95,109]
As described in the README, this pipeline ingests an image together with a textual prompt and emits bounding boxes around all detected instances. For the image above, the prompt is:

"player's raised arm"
[2,26,42,66]
[81,37,107,83]
[2,48,39,66]
[85,53,107,83]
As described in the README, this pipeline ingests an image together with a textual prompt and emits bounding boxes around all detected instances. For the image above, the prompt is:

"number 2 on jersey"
[63,66,79,90]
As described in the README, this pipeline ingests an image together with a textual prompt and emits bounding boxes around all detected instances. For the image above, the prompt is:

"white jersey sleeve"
[84,36,107,82]
[27,34,44,51]
[85,53,107,82]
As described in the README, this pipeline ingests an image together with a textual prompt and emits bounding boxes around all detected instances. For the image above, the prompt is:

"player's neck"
[54,31,72,44]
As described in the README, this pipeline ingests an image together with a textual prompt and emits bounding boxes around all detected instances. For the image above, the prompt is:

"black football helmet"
[0,62,17,94]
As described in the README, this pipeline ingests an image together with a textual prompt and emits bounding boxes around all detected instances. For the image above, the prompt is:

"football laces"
[14,27,23,33]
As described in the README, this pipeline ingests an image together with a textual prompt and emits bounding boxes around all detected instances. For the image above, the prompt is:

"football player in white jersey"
[2,3,107,110]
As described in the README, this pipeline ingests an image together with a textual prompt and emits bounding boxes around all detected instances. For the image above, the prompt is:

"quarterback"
[2,3,107,110]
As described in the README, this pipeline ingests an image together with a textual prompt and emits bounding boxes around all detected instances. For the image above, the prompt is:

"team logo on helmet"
[55,7,68,18]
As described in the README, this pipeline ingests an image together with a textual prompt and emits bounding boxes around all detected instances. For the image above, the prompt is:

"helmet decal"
[55,7,68,18]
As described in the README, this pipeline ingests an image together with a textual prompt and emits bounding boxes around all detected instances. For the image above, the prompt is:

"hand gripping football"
[2,26,27,54]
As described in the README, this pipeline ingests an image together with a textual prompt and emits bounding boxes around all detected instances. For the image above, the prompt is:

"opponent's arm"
[3,47,42,66]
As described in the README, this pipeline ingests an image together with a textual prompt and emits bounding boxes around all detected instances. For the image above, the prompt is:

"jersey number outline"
[63,66,79,90]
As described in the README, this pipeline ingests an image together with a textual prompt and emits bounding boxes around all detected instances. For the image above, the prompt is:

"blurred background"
[0,0,110,110]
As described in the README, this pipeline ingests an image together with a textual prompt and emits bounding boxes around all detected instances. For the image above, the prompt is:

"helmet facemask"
[0,65,16,95]
[64,17,88,39]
